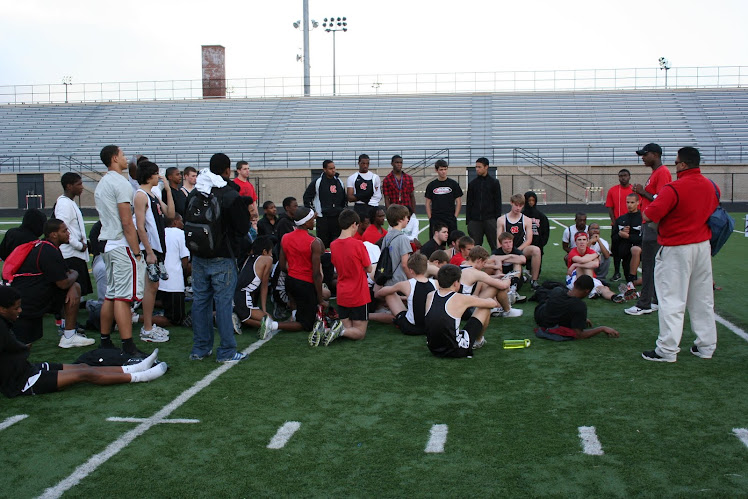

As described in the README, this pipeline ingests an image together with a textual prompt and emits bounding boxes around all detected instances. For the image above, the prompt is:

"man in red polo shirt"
[606,168,634,281]
[625,143,672,316]
[641,147,719,362]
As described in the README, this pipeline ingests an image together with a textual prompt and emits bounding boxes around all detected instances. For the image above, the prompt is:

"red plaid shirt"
[382,171,414,209]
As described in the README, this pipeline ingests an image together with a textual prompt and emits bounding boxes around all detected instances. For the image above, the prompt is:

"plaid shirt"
[382,171,414,208]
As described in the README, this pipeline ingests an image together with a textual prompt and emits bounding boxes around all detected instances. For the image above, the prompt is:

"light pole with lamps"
[293,0,319,97]
[322,16,347,96]
[659,57,671,88]
[62,76,72,103]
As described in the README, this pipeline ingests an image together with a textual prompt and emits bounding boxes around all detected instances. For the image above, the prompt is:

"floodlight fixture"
[322,16,348,95]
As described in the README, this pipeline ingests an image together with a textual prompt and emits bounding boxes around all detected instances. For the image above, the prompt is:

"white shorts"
[566,271,603,299]
[104,246,145,302]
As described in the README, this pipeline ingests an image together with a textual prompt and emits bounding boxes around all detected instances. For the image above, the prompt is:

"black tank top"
[425,291,471,357]
[354,174,373,204]
[506,213,525,248]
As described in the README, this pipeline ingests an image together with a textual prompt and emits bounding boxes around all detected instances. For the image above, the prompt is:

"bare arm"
[346,186,357,203]
[160,176,175,219]
[134,192,156,265]
[258,256,272,315]
[607,206,616,226]
[424,198,432,219]
[519,216,533,249]
[119,202,140,255]
[576,325,619,339]
[55,270,79,290]
[571,253,599,264]
[374,280,409,299]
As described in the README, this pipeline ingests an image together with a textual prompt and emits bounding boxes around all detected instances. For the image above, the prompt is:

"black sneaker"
[611,273,621,281]
[690,345,711,359]
[100,337,119,350]
[641,350,675,363]
[530,280,541,291]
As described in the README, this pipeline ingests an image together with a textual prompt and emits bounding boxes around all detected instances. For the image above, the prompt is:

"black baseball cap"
[636,143,662,155]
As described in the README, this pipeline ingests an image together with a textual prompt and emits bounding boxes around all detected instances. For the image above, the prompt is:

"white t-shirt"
[403,213,419,240]
[562,224,589,250]
[159,227,190,292]
[54,195,88,260]
[591,237,610,258]
[346,171,382,207]
[95,170,133,251]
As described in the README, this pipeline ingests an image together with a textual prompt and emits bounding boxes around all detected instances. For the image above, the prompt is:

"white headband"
[295,210,315,226]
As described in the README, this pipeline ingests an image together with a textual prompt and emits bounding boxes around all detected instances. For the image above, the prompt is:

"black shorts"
[393,311,426,336]
[234,289,259,322]
[286,276,318,331]
[338,304,369,322]
[20,362,62,396]
[65,256,93,296]
[157,290,186,325]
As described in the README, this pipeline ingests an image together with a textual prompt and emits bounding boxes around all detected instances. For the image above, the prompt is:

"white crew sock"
[270,320,279,331]
[63,329,76,339]
[122,348,159,373]
[130,362,168,383]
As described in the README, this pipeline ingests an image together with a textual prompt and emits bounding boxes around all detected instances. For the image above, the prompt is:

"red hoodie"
[643,168,719,246]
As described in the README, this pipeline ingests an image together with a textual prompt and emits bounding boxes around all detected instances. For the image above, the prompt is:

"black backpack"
[374,234,403,286]
[184,188,224,258]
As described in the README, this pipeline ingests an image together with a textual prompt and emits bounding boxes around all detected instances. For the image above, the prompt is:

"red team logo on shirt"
[360,182,368,191]
[330,185,337,193]
[510,226,519,234]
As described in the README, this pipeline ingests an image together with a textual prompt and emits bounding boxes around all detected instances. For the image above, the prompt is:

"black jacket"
[466,174,502,222]
[0,209,47,260]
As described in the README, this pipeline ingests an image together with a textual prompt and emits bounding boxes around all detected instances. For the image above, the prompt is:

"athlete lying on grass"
[0,286,167,398]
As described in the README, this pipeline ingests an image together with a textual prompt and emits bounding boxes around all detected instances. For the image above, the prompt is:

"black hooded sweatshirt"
[522,191,550,250]
[0,209,47,260]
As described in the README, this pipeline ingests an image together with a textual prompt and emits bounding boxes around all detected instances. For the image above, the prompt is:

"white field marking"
[578,426,604,456]
[715,314,748,342]
[106,417,200,424]
[0,414,28,431]
[733,428,748,448]
[267,421,302,449]
[39,332,277,499]
[425,424,448,453]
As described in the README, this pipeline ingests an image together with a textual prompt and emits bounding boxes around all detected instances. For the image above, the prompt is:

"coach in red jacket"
[640,147,720,362]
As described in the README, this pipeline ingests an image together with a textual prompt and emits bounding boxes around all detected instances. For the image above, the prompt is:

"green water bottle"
[503,339,531,349]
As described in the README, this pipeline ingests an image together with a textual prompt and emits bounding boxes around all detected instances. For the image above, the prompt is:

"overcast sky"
[1,0,746,88]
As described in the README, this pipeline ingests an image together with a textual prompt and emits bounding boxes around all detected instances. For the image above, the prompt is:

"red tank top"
[282,229,315,283]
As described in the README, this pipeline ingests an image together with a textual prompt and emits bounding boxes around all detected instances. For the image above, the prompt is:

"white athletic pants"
[654,240,717,359]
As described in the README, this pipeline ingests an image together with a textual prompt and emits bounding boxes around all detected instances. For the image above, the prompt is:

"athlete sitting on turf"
[425,264,498,357]
[486,231,526,299]
[449,236,474,266]
[460,246,522,318]
[375,252,436,335]
[566,232,627,303]
[534,275,620,341]
[0,286,167,398]
[315,209,374,346]
[234,236,275,332]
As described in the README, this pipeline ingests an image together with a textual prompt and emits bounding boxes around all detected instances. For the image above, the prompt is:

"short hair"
[391,155,402,163]
[0,286,21,309]
[210,153,231,176]
[282,196,297,209]
[262,200,275,210]
[432,221,448,236]
[322,159,334,169]
[448,230,465,246]
[407,252,428,275]
[467,246,489,261]
[236,160,249,170]
[498,231,514,242]
[386,204,409,226]
[338,209,360,230]
[429,250,449,264]
[44,218,64,238]
[100,145,120,167]
[510,193,525,206]
[61,172,81,189]
[165,167,179,178]
[251,235,274,255]
[588,222,600,230]
[574,274,595,293]
[618,168,631,175]
[626,192,640,200]
[434,159,448,169]
[476,157,489,167]
[183,166,197,176]
[574,231,589,241]
[136,161,159,185]
[358,154,369,162]
[575,212,587,220]
[436,264,461,288]
[294,206,313,223]
[678,147,701,168]
[457,236,475,250]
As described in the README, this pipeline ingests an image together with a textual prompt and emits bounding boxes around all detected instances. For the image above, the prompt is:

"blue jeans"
[190,256,238,361]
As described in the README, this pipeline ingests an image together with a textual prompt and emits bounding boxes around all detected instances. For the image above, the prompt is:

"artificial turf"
[0,214,746,497]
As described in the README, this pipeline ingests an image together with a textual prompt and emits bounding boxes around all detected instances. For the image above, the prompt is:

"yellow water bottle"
[503,339,531,349]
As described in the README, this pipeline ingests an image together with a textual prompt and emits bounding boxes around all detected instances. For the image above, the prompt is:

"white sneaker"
[140,327,170,343]
[650,303,659,311]
[472,337,486,349]
[58,333,96,348]
[500,308,523,318]
[490,307,504,317]
[232,313,242,335]
[624,306,653,316]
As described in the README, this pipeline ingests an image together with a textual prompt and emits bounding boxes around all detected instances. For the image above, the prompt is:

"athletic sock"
[130,362,168,383]
[270,320,279,331]
[122,348,159,373]
[63,329,76,339]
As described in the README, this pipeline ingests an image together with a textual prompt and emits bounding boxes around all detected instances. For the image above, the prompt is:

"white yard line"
[106,417,200,424]
[733,428,748,449]
[39,333,276,499]
[578,426,604,456]
[267,421,302,449]
[0,414,28,431]
[715,313,748,342]
[425,424,448,453]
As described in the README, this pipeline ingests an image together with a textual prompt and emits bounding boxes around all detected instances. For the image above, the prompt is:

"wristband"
[133,253,142,257]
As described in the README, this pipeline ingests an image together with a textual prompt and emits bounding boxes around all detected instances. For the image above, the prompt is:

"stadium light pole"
[659,57,671,88]
[293,1,319,97]
[322,16,348,96]
[62,76,72,103]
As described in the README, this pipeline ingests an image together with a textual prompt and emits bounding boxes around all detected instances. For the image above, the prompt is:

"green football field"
[1,214,747,498]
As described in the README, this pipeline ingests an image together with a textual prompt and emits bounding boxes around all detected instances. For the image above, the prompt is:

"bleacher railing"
[1,66,746,105]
